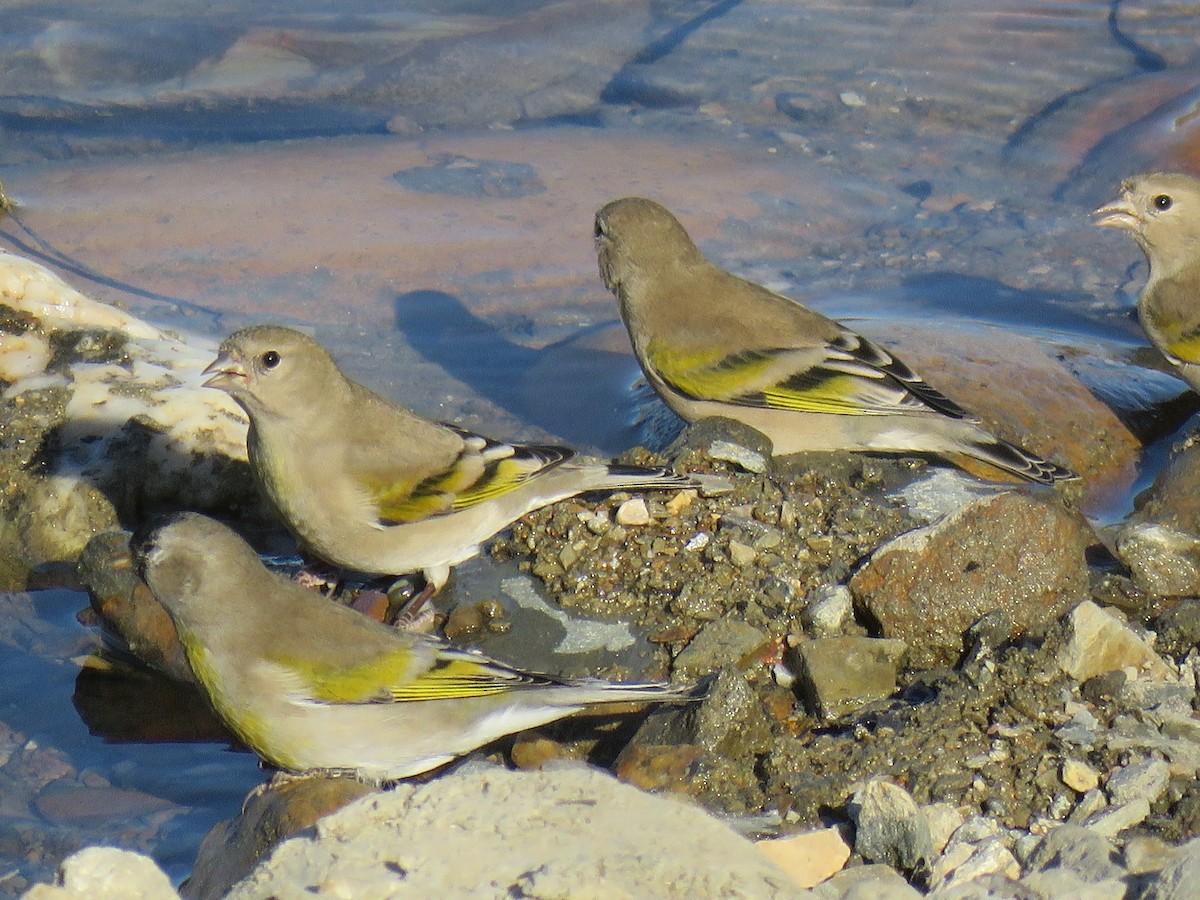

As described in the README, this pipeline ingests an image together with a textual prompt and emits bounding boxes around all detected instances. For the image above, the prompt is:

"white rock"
[0,332,51,382]
[0,250,164,340]
[23,846,178,899]
[615,497,651,526]
[0,250,251,515]
[931,836,1019,892]
[223,764,798,898]
[1143,834,1200,900]
[1058,601,1174,683]
[923,802,966,856]
[1106,757,1171,806]
[802,584,853,637]
[1083,797,1151,838]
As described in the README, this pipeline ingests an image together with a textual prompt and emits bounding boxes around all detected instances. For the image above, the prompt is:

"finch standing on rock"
[1094,172,1200,393]
[203,325,712,599]
[133,513,689,782]
[594,197,1076,484]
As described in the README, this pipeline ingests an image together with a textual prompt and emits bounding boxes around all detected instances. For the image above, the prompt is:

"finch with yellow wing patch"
[133,513,690,782]
[203,325,716,597]
[595,197,1076,485]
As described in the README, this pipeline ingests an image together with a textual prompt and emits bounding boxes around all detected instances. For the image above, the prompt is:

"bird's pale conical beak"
[201,352,248,391]
[1092,194,1139,231]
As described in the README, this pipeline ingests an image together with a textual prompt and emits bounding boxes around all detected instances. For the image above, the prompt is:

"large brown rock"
[850,490,1093,669]
[77,531,193,686]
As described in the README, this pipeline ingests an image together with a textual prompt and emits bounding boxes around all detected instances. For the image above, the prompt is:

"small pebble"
[666,490,696,516]
[707,440,767,473]
[1061,759,1100,793]
[445,604,485,640]
[616,498,651,526]
[728,541,759,567]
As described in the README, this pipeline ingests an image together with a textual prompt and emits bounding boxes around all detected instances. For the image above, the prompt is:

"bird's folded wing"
[365,429,575,525]
[270,643,562,705]
[650,331,975,420]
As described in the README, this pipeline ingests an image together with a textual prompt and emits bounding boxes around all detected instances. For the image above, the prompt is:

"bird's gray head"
[202,325,342,419]
[594,197,701,294]
[1094,172,1200,273]
[131,512,260,625]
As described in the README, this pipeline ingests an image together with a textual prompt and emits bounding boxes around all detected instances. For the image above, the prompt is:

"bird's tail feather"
[600,465,733,496]
[965,437,1078,485]
[548,678,699,707]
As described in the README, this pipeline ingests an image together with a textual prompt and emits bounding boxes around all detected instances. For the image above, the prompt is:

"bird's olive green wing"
[367,429,575,526]
[647,331,974,420]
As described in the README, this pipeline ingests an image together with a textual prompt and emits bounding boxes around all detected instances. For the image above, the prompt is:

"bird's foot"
[387,580,440,633]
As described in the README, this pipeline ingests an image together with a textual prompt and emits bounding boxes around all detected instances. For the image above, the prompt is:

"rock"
[1068,789,1108,823]
[1112,437,1200,596]
[1143,834,1200,900]
[219,764,797,899]
[392,156,544,199]
[810,863,922,899]
[1082,796,1151,838]
[1106,757,1171,806]
[801,584,854,637]
[23,846,178,900]
[1116,523,1200,597]
[1057,601,1175,683]
[1061,759,1100,794]
[1123,834,1179,876]
[186,774,377,900]
[1125,440,1200,541]
[668,417,774,471]
[789,636,907,719]
[0,249,267,576]
[1153,600,1200,659]
[16,477,118,566]
[614,497,651,526]
[1080,670,1127,705]
[77,530,194,684]
[615,668,775,813]
[929,837,1019,893]
[1025,824,1123,883]
[848,779,933,878]
[923,803,967,856]
[728,540,759,567]
[850,491,1091,668]
[33,784,178,825]
[755,826,850,889]
[1017,869,1126,900]
[673,619,769,678]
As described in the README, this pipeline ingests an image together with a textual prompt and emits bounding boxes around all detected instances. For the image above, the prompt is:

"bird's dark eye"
[594,218,605,238]
[1154,194,1173,211]
[260,350,281,369]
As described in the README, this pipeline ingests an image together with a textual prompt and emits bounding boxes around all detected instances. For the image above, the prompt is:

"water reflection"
[0,591,262,889]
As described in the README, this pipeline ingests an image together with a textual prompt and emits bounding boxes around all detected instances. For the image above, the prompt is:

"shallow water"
[1,0,1199,888]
